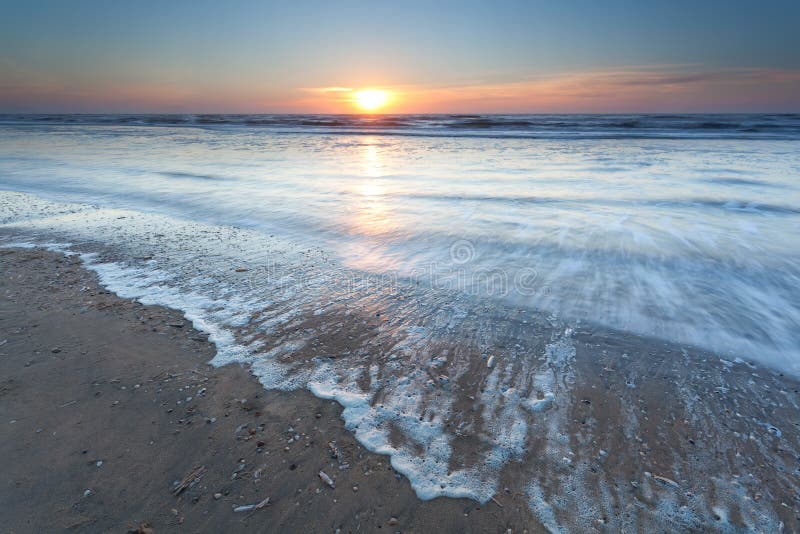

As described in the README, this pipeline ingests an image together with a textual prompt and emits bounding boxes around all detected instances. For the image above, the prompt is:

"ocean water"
[2,114,800,530]
[2,114,799,366]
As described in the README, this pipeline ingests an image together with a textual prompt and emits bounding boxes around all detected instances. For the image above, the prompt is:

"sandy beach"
[3,241,800,532]
[1,112,799,533]
[0,247,538,533]
[2,0,799,530]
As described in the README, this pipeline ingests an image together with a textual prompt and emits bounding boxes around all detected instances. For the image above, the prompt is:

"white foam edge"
[2,241,501,504]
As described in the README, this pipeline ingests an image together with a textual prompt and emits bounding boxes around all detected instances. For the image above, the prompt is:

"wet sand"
[0,247,537,533]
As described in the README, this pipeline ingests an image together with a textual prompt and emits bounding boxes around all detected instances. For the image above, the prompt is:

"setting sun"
[354,89,389,112]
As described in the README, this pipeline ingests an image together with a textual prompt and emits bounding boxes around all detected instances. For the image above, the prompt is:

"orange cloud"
[300,66,800,113]
[2,63,799,113]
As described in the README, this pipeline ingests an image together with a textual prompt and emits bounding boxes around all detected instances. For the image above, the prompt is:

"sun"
[354,89,389,112]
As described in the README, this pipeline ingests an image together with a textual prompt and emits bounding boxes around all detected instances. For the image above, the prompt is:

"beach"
[1,114,800,532]
[3,243,799,532]
[2,0,799,530]
[1,246,540,532]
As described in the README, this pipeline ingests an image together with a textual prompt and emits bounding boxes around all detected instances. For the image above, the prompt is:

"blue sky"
[1,0,799,112]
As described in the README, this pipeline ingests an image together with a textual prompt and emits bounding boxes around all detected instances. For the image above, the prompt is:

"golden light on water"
[354,89,390,112]
[344,138,394,242]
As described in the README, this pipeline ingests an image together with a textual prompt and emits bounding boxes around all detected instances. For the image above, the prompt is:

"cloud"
[309,87,354,94]
[297,66,800,113]
[459,67,799,112]
[2,64,799,113]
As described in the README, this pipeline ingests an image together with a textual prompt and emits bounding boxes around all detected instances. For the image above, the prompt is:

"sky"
[1,0,799,113]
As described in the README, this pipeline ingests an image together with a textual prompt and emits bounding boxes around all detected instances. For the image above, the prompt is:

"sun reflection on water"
[338,138,401,270]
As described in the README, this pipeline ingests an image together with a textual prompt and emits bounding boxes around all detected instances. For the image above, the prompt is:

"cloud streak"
[297,66,800,113]
[2,64,799,113]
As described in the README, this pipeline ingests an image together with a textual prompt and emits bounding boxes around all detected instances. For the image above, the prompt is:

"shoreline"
[2,231,800,531]
[0,247,536,532]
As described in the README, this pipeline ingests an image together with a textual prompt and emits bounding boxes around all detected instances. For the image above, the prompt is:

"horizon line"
[1,111,799,116]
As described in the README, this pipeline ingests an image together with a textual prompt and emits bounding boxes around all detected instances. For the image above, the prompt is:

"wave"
[159,171,230,181]
[394,192,800,215]
[3,113,800,140]
[700,177,778,187]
